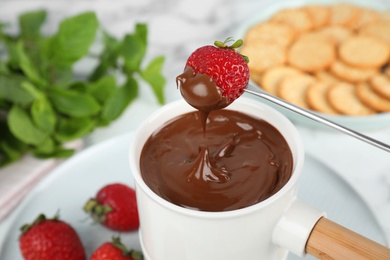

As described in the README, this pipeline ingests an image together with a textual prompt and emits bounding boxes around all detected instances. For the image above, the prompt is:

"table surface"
[0,0,389,253]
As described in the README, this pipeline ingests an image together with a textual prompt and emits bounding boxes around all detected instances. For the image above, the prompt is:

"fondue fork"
[244,84,390,153]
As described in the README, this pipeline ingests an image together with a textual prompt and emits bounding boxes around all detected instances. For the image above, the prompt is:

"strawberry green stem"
[213,38,249,63]
[83,198,112,223]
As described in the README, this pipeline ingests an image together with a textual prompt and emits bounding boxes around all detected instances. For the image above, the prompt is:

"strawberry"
[185,38,250,102]
[84,183,139,231]
[19,213,86,260]
[90,236,143,260]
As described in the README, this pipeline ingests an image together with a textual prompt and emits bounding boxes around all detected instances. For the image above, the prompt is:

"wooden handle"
[306,217,390,259]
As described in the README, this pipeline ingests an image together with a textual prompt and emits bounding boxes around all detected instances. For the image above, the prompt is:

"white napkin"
[0,140,83,222]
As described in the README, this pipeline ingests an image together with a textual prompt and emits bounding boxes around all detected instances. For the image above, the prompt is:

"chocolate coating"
[177,67,230,113]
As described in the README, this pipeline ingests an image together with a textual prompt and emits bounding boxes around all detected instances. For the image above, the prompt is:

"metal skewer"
[244,84,390,153]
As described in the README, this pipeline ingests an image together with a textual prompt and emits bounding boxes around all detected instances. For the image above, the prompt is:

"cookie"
[306,81,339,114]
[316,25,353,44]
[329,4,361,28]
[242,3,390,117]
[338,35,390,68]
[270,8,313,33]
[315,70,340,83]
[304,5,331,29]
[359,20,390,44]
[240,42,286,74]
[369,74,390,99]
[381,10,390,22]
[249,72,263,89]
[353,7,380,29]
[277,74,315,108]
[260,66,302,95]
[327,82,376,115]
[356,82,390,112]
[330,60,377,83]
[287,35,335,72]
[298,31,335,45]
[244,22,296,47]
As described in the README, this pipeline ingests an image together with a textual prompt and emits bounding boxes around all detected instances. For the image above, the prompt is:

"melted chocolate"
[177,67,230,113]
[140,110,293,212]
[176,67,230,131]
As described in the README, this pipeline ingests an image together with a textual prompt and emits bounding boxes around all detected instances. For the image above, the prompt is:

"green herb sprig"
[0,10,166,167]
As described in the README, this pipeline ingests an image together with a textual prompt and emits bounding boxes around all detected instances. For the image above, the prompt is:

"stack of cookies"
[241,3,390,116]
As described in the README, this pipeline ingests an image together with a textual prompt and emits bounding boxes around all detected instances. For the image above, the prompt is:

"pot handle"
[306,217,390,259]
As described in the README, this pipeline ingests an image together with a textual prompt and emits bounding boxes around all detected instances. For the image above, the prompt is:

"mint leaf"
[0,123,26,167]
[31,97,56,133]
[101,76,138,124]
[0,59,8,74]
[21,81,56,133]
[134,23,147,45]
[33,137,55,155]
[0,75,34,106]
[8,105,47,145]
[16,41,45,86]
[48,12,98,68]
[0,141,23,166]
[4,41,20,71]
[122,24,147,72]
[0,12,166,167]
[48,87,101,117]
[88,31,121,81]
[34,146,75,158]
[55,116,95,142]
[19,10,47,40]
[141,56,166,104]
[88,75,116,103]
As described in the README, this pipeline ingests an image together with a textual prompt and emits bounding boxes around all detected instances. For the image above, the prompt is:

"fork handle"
[306,217,390,259]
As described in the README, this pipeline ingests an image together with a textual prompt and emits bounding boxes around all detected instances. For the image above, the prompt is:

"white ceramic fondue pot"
[129,98,390,260]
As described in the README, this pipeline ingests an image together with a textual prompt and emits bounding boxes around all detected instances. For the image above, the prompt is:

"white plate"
[0,132,387,259]
[236,0,390,131]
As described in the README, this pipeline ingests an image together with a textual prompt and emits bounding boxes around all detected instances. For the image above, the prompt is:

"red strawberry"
[185,38,249,102]
[90,236,143,260]
[19,213,86,260]
[84,183,139,231]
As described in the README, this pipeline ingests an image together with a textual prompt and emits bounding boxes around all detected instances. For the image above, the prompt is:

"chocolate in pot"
[140,109,293,212]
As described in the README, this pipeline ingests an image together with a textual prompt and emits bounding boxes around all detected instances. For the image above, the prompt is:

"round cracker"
[315,70,340,83]
[356,82,390,112]
[369,74,390,99]
[353,7,380,29]
[244,22,296,47]
[381,11,390,22]
[304,5,331,29]
[277,74,315,108]
[316,25,353,44]
[339,35,390,68]
[270,8,313,33]
[287,35,335,72]
[240,43,286,74]
[329,4,361,27]
[306,81,339,114]
[330,60,377,83]
[260,66,302,95]
[250,72,263,89]
[359,20,390,44]
[327,82,375,115]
